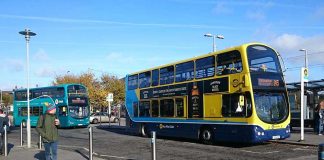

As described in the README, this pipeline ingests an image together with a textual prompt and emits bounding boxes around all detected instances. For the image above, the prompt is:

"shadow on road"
[96,126,270,148]
[74,149,89,159]
[34,150,45,160]
[95,125,137,136]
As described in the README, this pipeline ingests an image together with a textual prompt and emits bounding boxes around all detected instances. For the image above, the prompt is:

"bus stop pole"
[151,131,156,160]
[300,68,305,141]
[108,101,111,127]
[20,122,23,146]
[89,127,93,160]
[4,125,8,156]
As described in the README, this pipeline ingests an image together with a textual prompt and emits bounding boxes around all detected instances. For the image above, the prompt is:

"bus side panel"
[146,122,200,139]
[125,90,139,119]
[129,120,290,143]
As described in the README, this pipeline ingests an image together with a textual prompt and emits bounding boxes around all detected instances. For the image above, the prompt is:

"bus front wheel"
[140,124,148,137]
[200,127,214,145]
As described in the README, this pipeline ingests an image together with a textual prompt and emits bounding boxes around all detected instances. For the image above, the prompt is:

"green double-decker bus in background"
[13,84,90,128]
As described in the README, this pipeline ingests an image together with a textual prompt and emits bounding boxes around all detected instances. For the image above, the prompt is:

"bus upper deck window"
[216,50,242,76]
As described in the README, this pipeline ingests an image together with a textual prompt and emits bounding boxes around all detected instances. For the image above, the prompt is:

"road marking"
[240,150,280,154]
[293,146,312,151]
[100,154,131,159]
[59,145,131,159]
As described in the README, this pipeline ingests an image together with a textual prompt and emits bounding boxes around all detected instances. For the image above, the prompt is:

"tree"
[53,71,125,112]
[101,74,125,104]
[1,92,13,108]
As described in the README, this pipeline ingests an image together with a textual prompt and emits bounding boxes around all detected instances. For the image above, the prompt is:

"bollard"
[151,131,156,160]
[20,122,23,146]
[89,127,93,160]
[118,107,121,126]
[4,125,7,156]
[319,143,324,160]
[39,134,42,149]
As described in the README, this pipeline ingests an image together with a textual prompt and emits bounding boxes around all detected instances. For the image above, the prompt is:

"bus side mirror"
[239,95,245,107]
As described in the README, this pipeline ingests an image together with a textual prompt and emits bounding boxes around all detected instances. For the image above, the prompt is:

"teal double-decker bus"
[13,84,90,128]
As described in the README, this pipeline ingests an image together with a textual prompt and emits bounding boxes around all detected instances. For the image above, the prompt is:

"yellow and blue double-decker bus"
[125,43,290,143]
[13,84,90,128]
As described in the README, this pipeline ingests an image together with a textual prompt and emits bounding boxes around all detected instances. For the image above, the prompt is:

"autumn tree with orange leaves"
[53,71,125,111]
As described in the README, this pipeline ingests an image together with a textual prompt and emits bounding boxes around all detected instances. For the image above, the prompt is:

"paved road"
[8,121,318,160]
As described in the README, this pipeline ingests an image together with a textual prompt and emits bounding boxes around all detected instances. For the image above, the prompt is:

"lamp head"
[216,35,224,39]
[204,33,213,37]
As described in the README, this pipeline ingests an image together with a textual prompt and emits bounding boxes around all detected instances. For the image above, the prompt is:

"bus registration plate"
[272,135,280,139]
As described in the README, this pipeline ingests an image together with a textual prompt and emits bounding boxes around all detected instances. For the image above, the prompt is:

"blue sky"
[1,0,324,90]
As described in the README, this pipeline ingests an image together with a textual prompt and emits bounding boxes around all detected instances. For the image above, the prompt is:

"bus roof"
[127,42,270,76]
[14,83,85,92]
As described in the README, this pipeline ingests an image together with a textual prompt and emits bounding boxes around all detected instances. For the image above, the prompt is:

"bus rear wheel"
[200,127,214,145]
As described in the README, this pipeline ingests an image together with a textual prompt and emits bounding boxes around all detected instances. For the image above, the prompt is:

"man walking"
[0,109,9,155]
[319,100,324,135]
[36,102,60,160]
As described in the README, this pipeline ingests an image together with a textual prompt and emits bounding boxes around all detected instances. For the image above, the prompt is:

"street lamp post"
[19,29,36,148]
[299,49,308,141]
[204,33,224,52]
[299,49,308,69]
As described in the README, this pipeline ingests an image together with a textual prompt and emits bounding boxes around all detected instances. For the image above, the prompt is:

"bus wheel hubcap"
[202,130,211,140]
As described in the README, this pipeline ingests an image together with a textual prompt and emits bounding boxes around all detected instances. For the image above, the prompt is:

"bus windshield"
[69,105,89,118]
[254,92,288,123]
[247,45,281,73]
[68,97,89,118]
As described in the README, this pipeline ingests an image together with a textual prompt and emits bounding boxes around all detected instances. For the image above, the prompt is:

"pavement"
[270,127,324,146]
[1,130,106,160]
[1,125,323,160]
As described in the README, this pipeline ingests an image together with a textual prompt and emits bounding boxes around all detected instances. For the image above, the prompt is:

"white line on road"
[293,146,312,151]
[240,150,280,154]
[59,144,131,159]
[100,154,131,159]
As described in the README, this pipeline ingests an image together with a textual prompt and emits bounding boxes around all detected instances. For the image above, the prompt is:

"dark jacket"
[0,113,9,134]
[36,113,59,142]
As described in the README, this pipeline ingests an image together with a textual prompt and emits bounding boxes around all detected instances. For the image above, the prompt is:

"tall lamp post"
[204,33,224,52]
[19,29,36,148]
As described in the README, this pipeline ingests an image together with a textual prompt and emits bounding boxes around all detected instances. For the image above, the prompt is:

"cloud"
[106,52,136,65]
[212,2,232,15]
[271,34,304,52]
[34,67,54,77]
[0,14,246,30]
[4,59,24,72]
[246,10,266,21]
[313,6,324,20]
[270,34,324,67]
[33,49,50,62]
